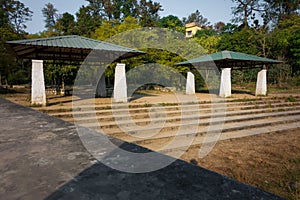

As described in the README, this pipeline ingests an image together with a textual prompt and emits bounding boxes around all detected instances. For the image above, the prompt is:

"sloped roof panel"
[6,35,144,61]
[177,50,282,68]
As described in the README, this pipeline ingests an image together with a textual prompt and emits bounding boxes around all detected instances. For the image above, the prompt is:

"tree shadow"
[129,91,158,102]
[44,132,282,200]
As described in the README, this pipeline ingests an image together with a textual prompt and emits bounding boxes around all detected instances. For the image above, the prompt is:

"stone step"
[105,110,300,143]
[38,96,300,114]
[46,98,290,117]
[59,101,300,122]
[132,114,300,153]
[159,121,300,154]
[77,105,300,130]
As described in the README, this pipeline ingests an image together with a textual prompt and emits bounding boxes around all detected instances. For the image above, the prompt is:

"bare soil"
[181,129,300,200]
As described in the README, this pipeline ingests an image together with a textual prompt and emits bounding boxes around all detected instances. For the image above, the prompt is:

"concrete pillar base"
[31,60,46,106]
[113,63,127,103]
[186,71,195,95]
[219,68,231,98]
[256,69,267,96]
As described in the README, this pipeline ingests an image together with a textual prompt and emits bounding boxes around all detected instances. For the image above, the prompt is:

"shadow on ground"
[0,98,283,200]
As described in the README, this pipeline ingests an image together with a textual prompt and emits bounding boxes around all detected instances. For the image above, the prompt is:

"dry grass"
[181,129,300,199]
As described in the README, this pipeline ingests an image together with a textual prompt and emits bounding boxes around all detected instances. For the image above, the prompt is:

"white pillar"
[256,69,267,96]
[113,63,127,102]
[219,68,231,98]
[186,71,195,95]
[31,60,46,106]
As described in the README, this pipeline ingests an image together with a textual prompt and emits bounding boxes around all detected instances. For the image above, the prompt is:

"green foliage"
[286,96,297,102]
[138,0,163,26]
[0,0,33,34]
[75,5,102,37]
[263,0,300,25]
[218,28,260,55]
[55,12,76,35]
[193,29,220,54]
[271,14,300,74]
[287,24,300,75]
[231,69,258,85]
[193,35,221,54]
[83,0,162,27]
[3,0,300,90]
[42,3,58,31]
[194,29,216,38]
[221,23,239,34]
[182,10,210,27]
[44,64,79,87]
[231,0,262,28]
[92,16,141,40]
[0,0,32,85]
[158,15,184,33]
[214,21,226,34]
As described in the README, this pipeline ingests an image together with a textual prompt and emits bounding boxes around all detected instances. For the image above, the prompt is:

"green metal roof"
[177,51,282,68]
[6,35,144,61]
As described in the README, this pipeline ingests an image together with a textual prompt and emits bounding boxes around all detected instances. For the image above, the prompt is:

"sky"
[21,0,236,34]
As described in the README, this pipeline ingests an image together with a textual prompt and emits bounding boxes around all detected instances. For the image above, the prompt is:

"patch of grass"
[256,94,268,97]
[30,103,43,107]
[289,158,300,164]
[229,97,259,103]
[286,96,297,102]
[158,102,179,106]
[185,101,199,105]
[267,101,273,108]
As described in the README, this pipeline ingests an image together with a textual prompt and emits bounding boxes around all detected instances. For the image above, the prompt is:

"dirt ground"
[181,129,300,199]
[1,88,300,199]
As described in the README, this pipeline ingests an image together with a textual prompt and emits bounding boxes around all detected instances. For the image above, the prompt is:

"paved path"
[0,98,283,200]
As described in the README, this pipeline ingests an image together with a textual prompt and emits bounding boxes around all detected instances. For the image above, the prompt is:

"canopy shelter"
[177,50,282,97]
[6,35,143,61]
[6,35,144,105]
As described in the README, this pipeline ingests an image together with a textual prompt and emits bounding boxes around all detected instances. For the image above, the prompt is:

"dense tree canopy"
[0,0,32,86]
[1,0,299,89]
[55,12,76,35]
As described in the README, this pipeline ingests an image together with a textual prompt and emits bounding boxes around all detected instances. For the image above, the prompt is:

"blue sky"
[21,0,235,33]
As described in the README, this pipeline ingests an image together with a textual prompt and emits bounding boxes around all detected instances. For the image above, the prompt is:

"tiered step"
[38,96,300,153]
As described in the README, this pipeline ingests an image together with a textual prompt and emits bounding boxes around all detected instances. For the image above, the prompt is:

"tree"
[214,21,226,34]
[182,10,210,27]
[76,5,102,37]
[0,0,32,33]
[138,0,163,26]
[122,0,139,18]
[218,28,259,55]
[221,23,239,34]
[92,16,141,40]
[231,0,264,28]
[271,14,300,75]
[0,0,32,85]
[263,0,300,25]
[42,3,58,31]
[288,28,300,75]
[55,12,76,35]
[195,29,217,38]
[83,0,162,26]
[158,15,184,32]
